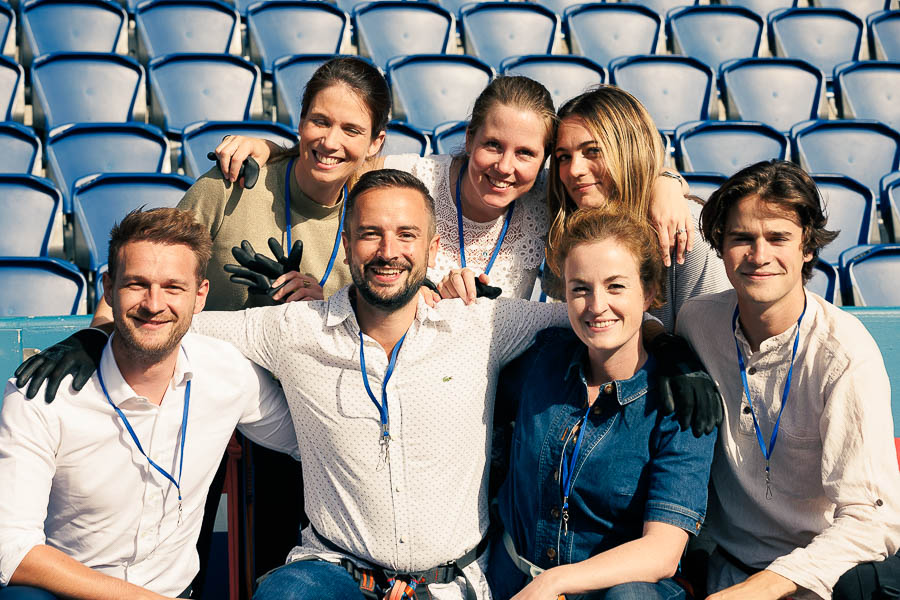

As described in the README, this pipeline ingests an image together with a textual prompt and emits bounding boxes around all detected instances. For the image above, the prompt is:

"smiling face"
[554,116,613,209]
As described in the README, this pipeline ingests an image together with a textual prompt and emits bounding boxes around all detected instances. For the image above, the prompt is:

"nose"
[321,125,341,151]
[568,154,589,179]
[377,233,398,261]
[747,239,770,265]
[495,150,514,176]
[585,289,609,316]
[141,285,165,314]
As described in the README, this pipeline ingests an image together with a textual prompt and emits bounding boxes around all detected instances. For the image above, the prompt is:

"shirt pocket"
[772,426,823,498]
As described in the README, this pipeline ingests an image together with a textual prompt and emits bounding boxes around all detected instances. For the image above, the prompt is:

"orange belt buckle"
[358,570,376,593]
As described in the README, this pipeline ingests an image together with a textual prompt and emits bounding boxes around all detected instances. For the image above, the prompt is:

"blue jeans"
[0,588,57,600]
[253,560,367,600]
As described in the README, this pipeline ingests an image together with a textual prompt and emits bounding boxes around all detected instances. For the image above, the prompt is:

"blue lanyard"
[454,159,514,276]
[559,401,593,535]
[732,302,805,500]
[98,367,191,525]
[359,330,408,465]
[284,158,348,287]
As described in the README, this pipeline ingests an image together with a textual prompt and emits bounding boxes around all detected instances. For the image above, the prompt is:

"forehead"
[349,186,432,230]
[116,240,198,278]
[725,195,804,232]
[307,82,373,129]
[473,103,547,145]
[564,239,641,278]
[556,117,594,146]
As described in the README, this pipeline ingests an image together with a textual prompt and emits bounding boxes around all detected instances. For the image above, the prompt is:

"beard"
[350,256,428,312]
[113,307,191,366]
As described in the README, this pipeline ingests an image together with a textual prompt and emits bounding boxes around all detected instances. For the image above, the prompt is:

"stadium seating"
[844,244,900,307]
[882,172,900,243]
[383,120,431,157]
[808,259,839,304]
[181,120,297,178]
[0,174,60,257]
[432,120,468,155]
[354,2,454,70]
[833,61,900,131]
[610,55,715,135]
[147,53,263,137]
[674,121,788,176]
[31,53,146,133]
[246,1,348,76]
[791,120,900,198]
[70,173,193,274]
[135,0,241,63]
[459,3,558,72]
[500,55,605,110]
[718,0,797,20]
[0,2,13,58]
[682,172,727,201]
[0,56,25,122]
[719,58,825,133]
[387,54,492,133]
[868,10,900,61]
[19,0,127,67]
[814,174,877,265]
[667,6,764,74]
[45,122,170,213]
[564,4,661,70]
[0,258,86,317]
[0,122,42,175]
[809,0,890,23]
[768,7,862,83]
[627,0,698,17]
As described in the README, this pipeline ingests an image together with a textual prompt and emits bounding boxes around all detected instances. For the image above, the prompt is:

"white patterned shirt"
[190,287,568,600]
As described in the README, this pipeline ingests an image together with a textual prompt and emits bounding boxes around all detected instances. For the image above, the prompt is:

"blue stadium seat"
[716,0,797,20]
[610,55,715,135]
[833,61,900,132]
[844,244,900,306]
[0,56,25,122]
[0,258,87,316]
[500,54,605,110]
[45,122,170,213]
[460,3,559,71]
[882,172,900,243]
[19,0,127,67]
[814,174,878,265]
[720,57,825,132]
[0,2,14,58]
[667,6,764,74]
[147,53,263,137]
[181,120,298,178]
[432,120,467,155]
[624,0,698,18]
[0,175,60,257]
[135,0,241,63]
[0,122,42,175]
[383,120,431,157]
[808,259,839,304]
[564,4,661,69]
[247,1,348,76]
[868,10,900,61]
[674,121,787,176]
[273,54,368,129]
[791,120,900,197]
[435,0,483,18]
[809,0,889,23]
[31,52,146,133]
[538,0,585,18]
[354,2,453,70]
[682,172,727,201]
[71,173,193,274]
[768,7,862,83]
[387,54,493,133]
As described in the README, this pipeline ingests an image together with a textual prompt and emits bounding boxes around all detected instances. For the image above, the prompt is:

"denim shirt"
[496,328,716,569]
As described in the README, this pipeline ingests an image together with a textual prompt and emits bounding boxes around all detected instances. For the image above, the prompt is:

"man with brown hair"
[0,208,298,600]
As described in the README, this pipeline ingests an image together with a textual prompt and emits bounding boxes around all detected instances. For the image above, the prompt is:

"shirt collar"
[732,288,819,355]
[565,345,655,407]
[324,285,447,331]
[98,332,193,407]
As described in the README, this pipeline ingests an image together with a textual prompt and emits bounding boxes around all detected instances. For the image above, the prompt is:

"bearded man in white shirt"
[676,160,900,600]
[0,208,298,600]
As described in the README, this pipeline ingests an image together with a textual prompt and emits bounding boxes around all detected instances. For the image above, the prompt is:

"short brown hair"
[107,208,212,283]
[346,169,437,238]
[700,160,838,282]
[549,206,666,309]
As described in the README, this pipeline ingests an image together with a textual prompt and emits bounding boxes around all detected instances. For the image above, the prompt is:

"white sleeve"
[490,299,570,366]
[236,363,300,460]
[190,304,293,374]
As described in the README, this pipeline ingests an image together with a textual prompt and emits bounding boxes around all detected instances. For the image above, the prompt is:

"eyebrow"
[555,139,599,153]
[308,110,368,134]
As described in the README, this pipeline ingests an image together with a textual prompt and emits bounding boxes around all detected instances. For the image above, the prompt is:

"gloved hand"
[474,278,502,300]
[223,238,303,298]
[14,328,110,402]
[649,332,723,437]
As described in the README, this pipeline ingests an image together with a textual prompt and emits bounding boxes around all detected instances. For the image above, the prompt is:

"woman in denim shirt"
[487,207,716,600]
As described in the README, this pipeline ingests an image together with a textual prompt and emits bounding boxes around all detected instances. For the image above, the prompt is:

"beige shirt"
[677,289,900,599]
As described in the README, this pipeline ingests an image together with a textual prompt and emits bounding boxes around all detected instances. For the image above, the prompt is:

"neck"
[353,289,418,357]
[454,157,507,223]
[294,161,345,208]
[586,336,647,390]
[111,335,178,406]
[737,286,806,352]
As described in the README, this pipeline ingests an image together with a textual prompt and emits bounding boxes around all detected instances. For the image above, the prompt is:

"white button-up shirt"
[0,332,299,596]
[677,289,900,599]
[190,287,569,599]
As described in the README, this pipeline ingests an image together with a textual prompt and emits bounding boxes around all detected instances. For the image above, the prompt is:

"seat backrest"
[355,2,453,70]
[565,4,661,69]
[721,57,824,132]
[272,54,341,129]
[0,258,86,317]
[247,0,348,75]
[460,3,558,71]
[20,0,127,67]
[868,10,900,61]
[0,2,14,58]
[181,120,298,178]
[432,120,468,155]
[682,172,727,201]
[610,55,714,134]
[31,52,146,132]
[667,6,763,74]
[45,122,170,213]
[768,7,862,82]
[847,245,900,306]
[718,0,797,20]
[881,171,900,244]
[135,0,241,63]
[810,0,889,23]
[834,61,900,132]
[807,259,839,304]
[383,121,431,157]
[148,53,262,137]
[387,54,492,133]
[0,55,25,121]
[628,0,698,17]
[0,175,60,257]
[675,120,787,176]
[500,54,605,110]
[814,174,876,264]
[0,122,41,175]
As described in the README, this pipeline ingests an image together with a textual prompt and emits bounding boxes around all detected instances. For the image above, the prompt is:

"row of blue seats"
[811,244,900,307]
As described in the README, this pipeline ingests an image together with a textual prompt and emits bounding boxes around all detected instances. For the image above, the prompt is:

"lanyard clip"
[378,427,391,470]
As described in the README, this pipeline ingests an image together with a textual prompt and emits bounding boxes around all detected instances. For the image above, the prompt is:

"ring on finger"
[675,228,687,236]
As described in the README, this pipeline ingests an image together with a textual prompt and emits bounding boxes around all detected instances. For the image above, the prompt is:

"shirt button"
[602,383,614,395]
[399,535,406,543]
[395,485,401,493]
[743,406,752,414]
[551,506,560,519]
[553,469,559,481]
[748,367,757,375]
[546,547,556,560]
[876,499,884,507]
[592,406,601,415]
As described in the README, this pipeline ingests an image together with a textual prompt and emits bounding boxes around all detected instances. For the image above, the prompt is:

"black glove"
[474,278,502,300]
[207,151,260,189]
[13,328,109,402]
[224,238,303,298]
[649,332,723,437]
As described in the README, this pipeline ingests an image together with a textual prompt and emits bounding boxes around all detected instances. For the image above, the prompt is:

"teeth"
[588,319,616,328]
[315,151,342,165]
[373,268,402,275]
[487,176,512,189]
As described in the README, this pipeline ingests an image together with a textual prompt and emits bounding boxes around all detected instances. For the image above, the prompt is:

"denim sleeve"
[643,409,717,535]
